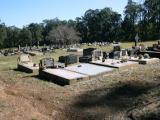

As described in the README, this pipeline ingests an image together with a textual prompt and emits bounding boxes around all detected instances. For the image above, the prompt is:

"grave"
[39,61,114,85]
[79,56,92,63]
[59,54,78,66]
[39,58,55,70]
[17,54,39,73]
[129,55,159,64]
[83,48,96,56]
[139,51,160,59]
[39,58,89,85]
[91,59,138,69]
[40,68,89,85]
[79,48,103,63]
[65,63,114,77]
[39,58,65,69]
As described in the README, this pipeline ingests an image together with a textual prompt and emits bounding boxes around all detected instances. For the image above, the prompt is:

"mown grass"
[0,40,158,71]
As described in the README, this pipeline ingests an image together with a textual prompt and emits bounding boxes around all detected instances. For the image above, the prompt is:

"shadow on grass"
[13,68,33,74]
[22,74,66,87]
[61,81,156,120]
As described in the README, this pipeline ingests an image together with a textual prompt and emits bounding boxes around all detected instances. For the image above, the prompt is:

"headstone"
[83,48,96,57]
[18,54,31,64]
[39,58,54,69]
[59,54,78,66]
[113,45,121,51]
[92,50,103,60]
[79,56,92,63]
[121,49,128,56]
[113,51,121,59]
[103,52,109,59]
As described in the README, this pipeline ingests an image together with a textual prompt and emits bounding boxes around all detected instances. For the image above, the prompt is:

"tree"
[28,23,43,47]
[18,27,32,47]
[143,0,160,40]
[0,22,7,48]
[76,7,122,43]
[4,26,20,48]
[122,0,141,41]
[47,25,80,48]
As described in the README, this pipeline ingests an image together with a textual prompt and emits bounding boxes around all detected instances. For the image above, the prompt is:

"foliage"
[0,0,159,49]
[46,25,80,48]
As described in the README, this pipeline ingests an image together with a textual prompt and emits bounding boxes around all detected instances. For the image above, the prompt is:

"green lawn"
[0,40,158,71]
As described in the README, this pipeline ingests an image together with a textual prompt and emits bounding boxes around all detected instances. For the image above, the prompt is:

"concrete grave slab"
[17,54,39,73]
[91,59,138,69]
[39,63,114,85]
[129,57,159,64]
[65,63,114,76]
[40,68,89,85]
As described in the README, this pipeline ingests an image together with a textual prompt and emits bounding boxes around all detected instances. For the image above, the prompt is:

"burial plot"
[79,48,102,63]
[83,48,96,56]
[39,58,88,85]
[129,54,159,64]
[65,63,114,77]
[40,68,89,85]
[59,54,78,66]
[39,58,114,85]
[17,54,39,73]
[139,51,160,59]
[39,58,55,70]
[91,59,138,69]
[79,56,92,63]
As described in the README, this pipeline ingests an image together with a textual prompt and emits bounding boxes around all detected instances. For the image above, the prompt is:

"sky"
[0,0,140,28]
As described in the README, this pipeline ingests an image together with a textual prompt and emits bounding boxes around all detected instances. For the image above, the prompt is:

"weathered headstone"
[39,58,54,70]
[59,54,78,66]
[79,56,92,63]
[83,48,96,57]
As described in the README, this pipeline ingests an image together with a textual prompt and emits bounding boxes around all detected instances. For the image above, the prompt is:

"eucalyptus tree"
[143,0,160,40]
[0,22,7,48]
[76,7,122,43]
[18,27,32,47]
[28,23,43,47]
[5,26,20,48]
[122,0,141,41]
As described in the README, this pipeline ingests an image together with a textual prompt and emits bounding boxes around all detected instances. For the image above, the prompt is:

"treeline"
[0,0,160,49]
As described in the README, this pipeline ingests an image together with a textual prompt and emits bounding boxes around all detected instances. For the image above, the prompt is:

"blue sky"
[0,0,139,28]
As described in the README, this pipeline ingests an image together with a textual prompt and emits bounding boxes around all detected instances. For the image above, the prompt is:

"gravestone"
[59,54,78,66]
[39,58,54,70]
[121,49,128,56]
[79,56,92,63]
[18,54,31,63]
[103,52,109,59]
[92,50,103,61]
[83,48,96,57]
[113,45,121,51]
[113,51,121,59]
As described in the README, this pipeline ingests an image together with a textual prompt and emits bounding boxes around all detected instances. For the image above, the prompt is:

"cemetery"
[14,40,160,85]
[0,0,160,119]
[0,41,159,120]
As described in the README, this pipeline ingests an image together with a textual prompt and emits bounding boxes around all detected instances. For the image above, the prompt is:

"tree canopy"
[0,0,159,49]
